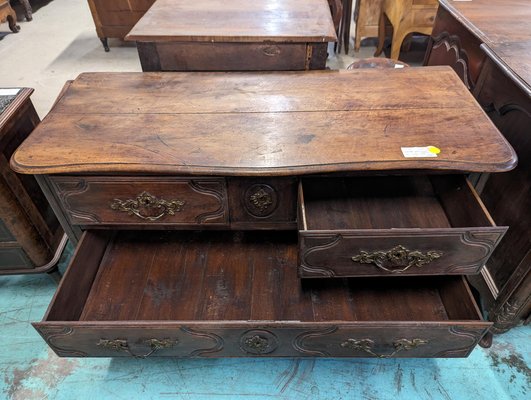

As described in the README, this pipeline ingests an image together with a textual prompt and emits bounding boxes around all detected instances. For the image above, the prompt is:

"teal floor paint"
[1,246,529,400]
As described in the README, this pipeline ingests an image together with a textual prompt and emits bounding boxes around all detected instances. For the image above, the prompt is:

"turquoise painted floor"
[1,244,529,400]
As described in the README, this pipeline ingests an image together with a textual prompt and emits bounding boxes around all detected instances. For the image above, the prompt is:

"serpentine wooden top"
[11,68,516,175]
[126,0,337,43]
[441,0,531,93]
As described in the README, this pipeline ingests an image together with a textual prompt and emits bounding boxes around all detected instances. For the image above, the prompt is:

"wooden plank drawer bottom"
[34,230,490,358]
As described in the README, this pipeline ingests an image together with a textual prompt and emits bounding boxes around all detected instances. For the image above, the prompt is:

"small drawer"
[298,175,507,278]
[34,230,490,358]
[50,176,228,227]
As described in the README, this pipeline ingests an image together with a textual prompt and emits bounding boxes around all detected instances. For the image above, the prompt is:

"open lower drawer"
[298,175,507,278]
[35,230,491,358]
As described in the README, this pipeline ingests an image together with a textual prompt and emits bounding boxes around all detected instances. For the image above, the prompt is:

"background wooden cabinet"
[87,0,156,51]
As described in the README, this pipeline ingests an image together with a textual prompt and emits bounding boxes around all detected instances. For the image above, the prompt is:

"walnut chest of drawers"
[125,0,337,72]
[11,69,517,358]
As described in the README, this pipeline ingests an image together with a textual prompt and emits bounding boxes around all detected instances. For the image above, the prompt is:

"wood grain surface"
[126,0,337,42]
[11,68,517,175]
[440,0,531,92]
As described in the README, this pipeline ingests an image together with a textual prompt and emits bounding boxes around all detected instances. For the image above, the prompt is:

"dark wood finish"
[126,0,337,71]
[227,178,297,230]
[18,0,32,21]
[298,175,506,278]
[0,0,19,32]
[49,176,228,227]
[34,230,490,358]
[13,70,515,357]
[428,0,531,94]
[11,69,516,176]
[87,0,156,51]
[0,88,63,274]
[424,5,485,90]
[426,0,530,333]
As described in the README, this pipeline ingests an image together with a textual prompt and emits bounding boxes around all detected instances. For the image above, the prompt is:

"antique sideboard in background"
[0,88,65,275]
[425,0,531,334]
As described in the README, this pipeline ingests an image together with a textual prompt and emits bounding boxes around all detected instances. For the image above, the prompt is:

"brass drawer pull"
[351,245,442,273]
[97,338,178,358]
[341,338,428,358]
[110,191,185,221]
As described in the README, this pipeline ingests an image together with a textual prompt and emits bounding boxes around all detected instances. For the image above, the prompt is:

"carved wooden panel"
[35,322,489,358]
[228,177,297,229]
[424,6,486,90]
[50,176,228,227]
[295,324,488,358]
[299,229,506,278]
[473,57,531,330]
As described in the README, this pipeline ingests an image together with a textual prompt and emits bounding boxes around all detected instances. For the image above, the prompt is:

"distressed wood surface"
[440,0,531,92]
[11,68,516,175]
[126,0,337,42]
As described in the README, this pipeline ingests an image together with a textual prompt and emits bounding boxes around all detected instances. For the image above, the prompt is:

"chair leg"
[390,29,408,60]
[7,9,20,33]
[18,0,32,21]
[373,12,386,57]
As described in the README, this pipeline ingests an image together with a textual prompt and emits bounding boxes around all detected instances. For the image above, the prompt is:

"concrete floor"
[0,1,530,399]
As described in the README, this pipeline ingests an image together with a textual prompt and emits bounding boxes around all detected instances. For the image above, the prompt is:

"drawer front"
[140,42,311,72]
[50,177,228,226]
[35,322,488,358]
[299,229,506,278]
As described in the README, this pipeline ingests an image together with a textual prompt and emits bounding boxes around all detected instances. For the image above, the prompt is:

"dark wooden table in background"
[126,0,337,71]
[425,0,531,334]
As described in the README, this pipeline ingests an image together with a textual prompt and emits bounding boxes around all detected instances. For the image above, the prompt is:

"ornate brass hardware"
[97,338,178,358]
[351,245,442,273]
[244,335,270,354]
[340,338,428,358]
[110,191,185,221]
[249,188,273,212]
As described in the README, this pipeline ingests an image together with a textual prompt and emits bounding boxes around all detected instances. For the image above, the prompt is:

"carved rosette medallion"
[244,184,278,217]
[239,330,279,355]
[351,245,442,273]
[110,191,185,221]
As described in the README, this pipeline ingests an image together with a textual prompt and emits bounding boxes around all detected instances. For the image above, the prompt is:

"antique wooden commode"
[11,68,517,358]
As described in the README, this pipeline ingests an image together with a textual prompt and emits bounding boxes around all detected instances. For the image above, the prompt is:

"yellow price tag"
[428,146,441,155]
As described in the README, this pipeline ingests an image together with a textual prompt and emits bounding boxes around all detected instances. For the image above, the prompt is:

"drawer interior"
[44,230,484,324]
[300,175,496,231]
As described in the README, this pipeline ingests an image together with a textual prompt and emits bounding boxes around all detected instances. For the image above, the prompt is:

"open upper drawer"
[35,230,490,358]
[298,175,507,278]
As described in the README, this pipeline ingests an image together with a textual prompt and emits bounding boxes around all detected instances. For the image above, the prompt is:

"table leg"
[6,6,19,33]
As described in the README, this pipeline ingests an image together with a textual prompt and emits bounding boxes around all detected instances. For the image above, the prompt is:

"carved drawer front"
[138,42,315,72]
[298,175,507,278]
[50,176,228,227]
[295,323,488,358]
[34,230,490,358]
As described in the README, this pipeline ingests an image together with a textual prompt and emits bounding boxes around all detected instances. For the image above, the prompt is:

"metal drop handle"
[97,338,178,358]
[340,338,428,358]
